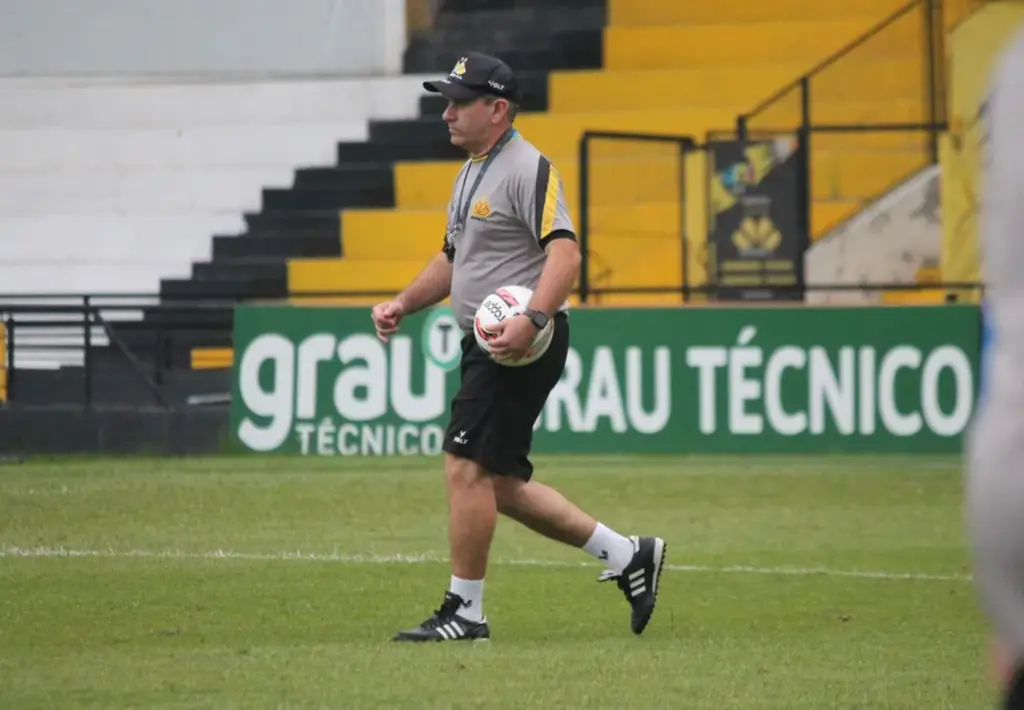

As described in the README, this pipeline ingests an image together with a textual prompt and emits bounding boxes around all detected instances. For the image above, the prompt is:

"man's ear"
[490,98,509,123]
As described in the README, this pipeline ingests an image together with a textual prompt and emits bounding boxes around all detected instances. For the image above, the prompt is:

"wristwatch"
[523,307,550,331]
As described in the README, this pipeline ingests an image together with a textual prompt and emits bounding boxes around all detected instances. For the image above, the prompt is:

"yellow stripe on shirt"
[541,164,560,238]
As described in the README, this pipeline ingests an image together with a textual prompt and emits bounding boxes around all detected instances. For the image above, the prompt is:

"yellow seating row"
[480,105,925,154]
[608,0,906,26]
[603,17,919,70]
[393,148,926,211]
[191,348,233,370]
[280,0,962,316]
[290,199,858,299]
[607,0,989,33]
[549,59,925,113]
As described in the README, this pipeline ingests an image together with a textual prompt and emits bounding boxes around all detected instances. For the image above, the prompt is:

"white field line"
[0,545,972,583]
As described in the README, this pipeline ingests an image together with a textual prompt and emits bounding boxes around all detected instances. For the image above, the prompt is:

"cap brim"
[422,79,486,101]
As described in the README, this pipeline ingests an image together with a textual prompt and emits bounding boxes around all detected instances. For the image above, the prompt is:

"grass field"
[0,454,993,709]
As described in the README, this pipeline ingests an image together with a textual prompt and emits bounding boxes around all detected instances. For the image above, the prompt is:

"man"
[965,25,1024,710]
[371,52,667,642]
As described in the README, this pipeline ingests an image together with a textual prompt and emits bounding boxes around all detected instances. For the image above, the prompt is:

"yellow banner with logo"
[942,2,1024,302]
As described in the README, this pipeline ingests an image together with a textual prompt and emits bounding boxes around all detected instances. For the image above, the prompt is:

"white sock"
[582,523,635,573]
[449,576,484,622]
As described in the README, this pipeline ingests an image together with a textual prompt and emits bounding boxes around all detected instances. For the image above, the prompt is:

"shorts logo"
[453,430,469,445]
[470,199,491,221]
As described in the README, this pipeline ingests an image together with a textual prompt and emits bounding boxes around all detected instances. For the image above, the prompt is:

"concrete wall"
[0,74,433,296]
[0,0,407,76]
[805,165,943,304]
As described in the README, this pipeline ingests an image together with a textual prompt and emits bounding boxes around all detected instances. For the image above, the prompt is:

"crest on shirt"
[470,198,491,221]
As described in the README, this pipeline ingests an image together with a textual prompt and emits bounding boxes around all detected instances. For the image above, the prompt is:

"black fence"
[0,281,988,408]
[735,0,948,247]
[577,130,699,303]
[574,0,954,305]
[0,294,235,409]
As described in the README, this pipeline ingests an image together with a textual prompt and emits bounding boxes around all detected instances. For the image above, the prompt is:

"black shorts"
[441,312,569,480]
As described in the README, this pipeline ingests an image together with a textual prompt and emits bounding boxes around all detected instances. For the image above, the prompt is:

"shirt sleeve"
[512,155,576,247]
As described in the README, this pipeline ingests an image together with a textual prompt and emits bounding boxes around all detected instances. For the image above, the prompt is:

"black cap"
[423,52,522,103]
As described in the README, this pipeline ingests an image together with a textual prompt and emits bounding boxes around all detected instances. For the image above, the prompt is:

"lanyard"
[449,127,518,233]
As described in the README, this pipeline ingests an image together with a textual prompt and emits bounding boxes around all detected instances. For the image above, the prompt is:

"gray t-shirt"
[963,25,1024,659]
[442,130,575,332]
[978,26,1024,410]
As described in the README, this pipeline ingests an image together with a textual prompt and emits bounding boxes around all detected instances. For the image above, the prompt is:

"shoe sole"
[635,537,667,635]
[392,630,491,643]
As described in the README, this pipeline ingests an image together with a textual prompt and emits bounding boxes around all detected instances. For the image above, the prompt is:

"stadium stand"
[0,0,987,401]
[282,0,975,316]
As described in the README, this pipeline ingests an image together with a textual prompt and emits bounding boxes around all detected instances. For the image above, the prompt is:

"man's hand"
[371,300,406,342]
[487,315,537,363]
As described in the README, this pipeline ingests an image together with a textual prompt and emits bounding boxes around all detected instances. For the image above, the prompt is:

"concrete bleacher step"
[0,75,433,128]
[191,260,287,282]
[111,320,232,349]
[5,328,111,369]
[417,88,548,117]
[607,0,980,32]
[287,258,432,299]
[2,303,163,370]
[440,0,606,18]
[160,276,286,301]
[243,211,338,235]
[0,169,294,215]
[123,331,233,371]
[293,165,394,190]
[368,118,459,145]
[548,59,926,112]
[335,139,462,164]
[262,185,394,212]
[7,365,231,408]
[408,38,603,75]
[131,308,233,332]
[607,0,905,25]
[404,15,604,73]
[0,125,366,170]
[212,233,341,261]
[604,17,917,70]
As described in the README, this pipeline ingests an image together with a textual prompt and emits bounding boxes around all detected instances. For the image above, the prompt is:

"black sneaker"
[392,591,490,642]
[597,536,667,635]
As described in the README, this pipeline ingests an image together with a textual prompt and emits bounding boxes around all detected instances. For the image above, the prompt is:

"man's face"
[443,96,505,151]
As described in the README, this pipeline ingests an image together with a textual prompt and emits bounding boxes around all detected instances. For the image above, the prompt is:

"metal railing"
[737,0,947,145]
[577,131,700,304]
[0,282,986,408]
[734,0,948,246]
[0,294,230,408]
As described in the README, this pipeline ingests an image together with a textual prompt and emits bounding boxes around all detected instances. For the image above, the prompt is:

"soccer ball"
[473,285,554,367]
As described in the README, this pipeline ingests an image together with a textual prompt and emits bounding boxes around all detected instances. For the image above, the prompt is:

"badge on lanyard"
[445,127,518,245]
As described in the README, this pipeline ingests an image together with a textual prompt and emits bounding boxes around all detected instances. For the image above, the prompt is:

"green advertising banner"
[230,304,980,455]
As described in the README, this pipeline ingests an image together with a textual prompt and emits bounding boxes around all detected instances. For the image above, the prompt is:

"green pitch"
[0,454,991,708]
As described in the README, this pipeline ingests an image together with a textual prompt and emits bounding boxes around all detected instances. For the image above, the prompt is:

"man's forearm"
[397,253,453,314]
[529,241,581,316]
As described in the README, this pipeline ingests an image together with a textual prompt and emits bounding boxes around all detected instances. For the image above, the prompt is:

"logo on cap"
[450,57,467,80]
